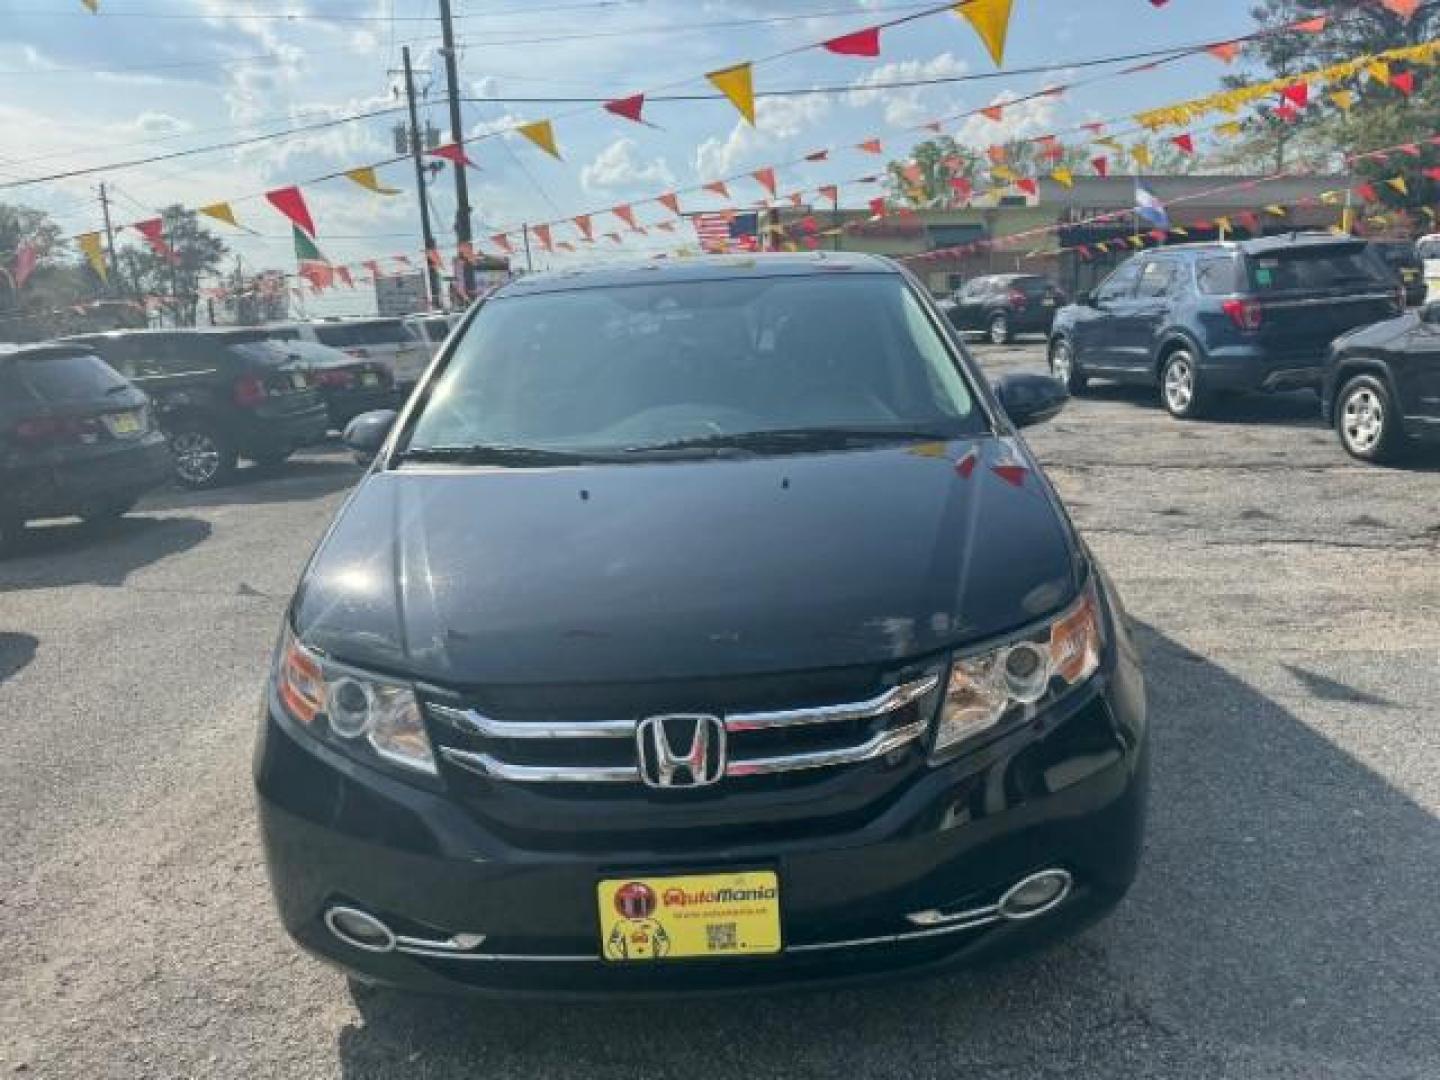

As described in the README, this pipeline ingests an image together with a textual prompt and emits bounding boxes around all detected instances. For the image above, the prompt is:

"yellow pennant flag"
[1216,120,1244,138]
[1387,175,1409,195]
[991,164,1018,182]
[345,166,400,196]
[1170,226,1189,237]
[518,119,562,160]
[1329,89,1356,111]
[707,62,755,125]
[1264,204,1288,216]
[956,0,1014,67]
[77,232,107,282]
[1367,59,1391,85]
[1319,190,1342,205]
[81,0,97,10]
[198,202,240,229]
[1130,143,1152,169]
[1127,236,1144,248]
[1215,215,1233,233]
[1049,166,1074,189]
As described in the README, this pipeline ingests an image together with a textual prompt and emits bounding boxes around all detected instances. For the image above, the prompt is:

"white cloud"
[580,138,675,193]
[849,52,969,128]
[126,112,192,137]
[693,93,830,179]
[954,90,1061,147]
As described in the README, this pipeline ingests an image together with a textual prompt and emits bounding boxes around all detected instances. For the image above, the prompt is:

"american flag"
[691,211,759,253]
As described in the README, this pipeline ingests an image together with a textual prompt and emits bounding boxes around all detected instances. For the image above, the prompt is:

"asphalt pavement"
[2,341,1438,1079]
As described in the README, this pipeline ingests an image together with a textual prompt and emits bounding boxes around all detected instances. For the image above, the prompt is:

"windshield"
[403,274,984,457]
[312,320,407,348]
[12,351,131,402]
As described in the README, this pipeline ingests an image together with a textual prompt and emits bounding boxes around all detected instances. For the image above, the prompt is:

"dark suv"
[1049,234,1401,418]
[1,343,171,549]
[941,274,1067,345]
[66,329,329,487]
[255,254,1148,997]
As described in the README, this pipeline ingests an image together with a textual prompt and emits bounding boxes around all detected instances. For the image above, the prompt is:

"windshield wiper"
[630,426,964,454]
[399,444,605,466]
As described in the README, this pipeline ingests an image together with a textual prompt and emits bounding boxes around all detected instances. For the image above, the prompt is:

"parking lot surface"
[2,340,1438,1079]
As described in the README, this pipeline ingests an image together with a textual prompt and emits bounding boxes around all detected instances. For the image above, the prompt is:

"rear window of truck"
[1245,248,1389,292]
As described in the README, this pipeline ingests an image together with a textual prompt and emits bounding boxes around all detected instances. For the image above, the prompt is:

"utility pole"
[438,0,475,297]
[97,182,121,296]
[401,46,442,311]
[521,223,534,274]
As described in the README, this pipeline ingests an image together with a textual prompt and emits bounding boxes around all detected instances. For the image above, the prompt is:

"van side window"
[1196,258,1240,295]
[1135,260,1178,299]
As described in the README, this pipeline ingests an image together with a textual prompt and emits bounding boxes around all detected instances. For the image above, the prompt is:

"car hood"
[292,437,1083,685]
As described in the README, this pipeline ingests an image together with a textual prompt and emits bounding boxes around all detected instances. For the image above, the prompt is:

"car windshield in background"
[1247,247,1389,291]
[312,321,407,348]
[13,351,131,401]
[405,274,984,457]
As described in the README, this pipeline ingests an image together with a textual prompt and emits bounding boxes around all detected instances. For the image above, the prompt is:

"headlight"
[274,624,437,776]
[932,581,1103,758]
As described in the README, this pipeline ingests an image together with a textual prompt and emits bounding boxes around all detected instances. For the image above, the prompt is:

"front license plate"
[597,871,781,961]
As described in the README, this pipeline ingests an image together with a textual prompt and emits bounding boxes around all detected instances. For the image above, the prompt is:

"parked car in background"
[270,340,398,430]
[255,253,1147,998]
[1,342,171,549]
[1323,301,1440,463]
[939,274,1067,345]
[402,312,454,362]
[65,329,329,488]
[1369,239,1427,308]
[1048,234,1401,419]
[289,317,429,391]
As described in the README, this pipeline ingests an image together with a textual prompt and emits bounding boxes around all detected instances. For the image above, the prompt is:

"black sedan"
[939,274,1067,344]
[1324,302,1440,463]
[0,343,171,550]
[268,340,400,429]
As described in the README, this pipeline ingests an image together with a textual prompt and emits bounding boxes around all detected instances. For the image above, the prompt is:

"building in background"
[374,271,428,316]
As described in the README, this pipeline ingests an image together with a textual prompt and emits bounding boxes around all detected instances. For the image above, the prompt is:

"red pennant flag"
[799,215,818,234]
[557,241,574,252]
[604,232,622,244]
[133,218,176,261]
[1292,15,1326,31]
[335,265,354,288]
[867,196,886,218]
[1379,0,1420,18]
[822,26,881,57]
[1280,82,1309,108]
[1236,211,1260,229]
[265,186,315,236]
[1274,103,1300,123]
[612,204,638,230]
[703,180,731,199]
[1400,143,1422,156]
[428,142,477,169]
[11,241,37,287]
[1015,177,1038,196]
[1091,156,1109,177]
[817,183,838,202]
[363,259,382,279]
[752,167,777,197]
[572,214,593,241]
[491,233,513,254]
[1423,166,1440,181]
[857,138,883,155]
[804,149,829,162]
[655,220,677,232]
[603,93,646,124]
[1083,122,1105,135]
[950,177,973,200]
[533,223,553,251]
[1392,70,1416,96]
[656,192,681,216]
[788,192,804,207]
[986,145,1008,165]
[802,235,820,250]
[1207,41,1241,64]
[1171,132,1195,154]
[980,105,1004,122]
[1148,229,1167,242]
[1354,182,1378,202]
[393,255,412,268]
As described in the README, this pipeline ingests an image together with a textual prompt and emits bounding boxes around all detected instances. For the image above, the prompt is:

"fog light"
[997,869,1072,920]
[325,906,397,953]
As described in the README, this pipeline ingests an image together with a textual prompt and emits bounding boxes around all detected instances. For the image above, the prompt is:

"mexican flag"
[294,225,333,289]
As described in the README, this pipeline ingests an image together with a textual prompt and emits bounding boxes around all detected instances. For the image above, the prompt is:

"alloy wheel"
[1163,354,1195,413]
[1341,387,1385,454]
[1051,341,1072,384]
[989,314,1009,345]
[172,430,222,486]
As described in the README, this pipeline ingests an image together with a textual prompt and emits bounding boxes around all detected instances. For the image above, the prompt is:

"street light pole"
[438,0,475,298]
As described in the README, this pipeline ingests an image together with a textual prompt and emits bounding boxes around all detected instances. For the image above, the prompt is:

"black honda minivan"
[255,254,1148,996]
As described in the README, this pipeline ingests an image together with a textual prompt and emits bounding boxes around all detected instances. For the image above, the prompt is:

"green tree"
[0,202,100,342]
[885,136,1086,207]
[117,204,228,327]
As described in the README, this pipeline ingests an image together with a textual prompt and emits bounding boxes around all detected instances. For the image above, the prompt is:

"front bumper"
[255,648,1148,997]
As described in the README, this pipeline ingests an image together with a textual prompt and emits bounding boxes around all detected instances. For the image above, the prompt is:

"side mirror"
[342,409,398,465]
[1422,301,1440,324]
[992,373,1068,429]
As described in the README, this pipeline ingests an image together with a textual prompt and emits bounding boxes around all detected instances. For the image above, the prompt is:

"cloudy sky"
[0,0,1254,312]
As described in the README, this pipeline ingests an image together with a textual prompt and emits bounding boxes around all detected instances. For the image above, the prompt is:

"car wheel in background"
[1336,374,1403,464]
[1049,337,1088,395]
[169,423,237,489]
[80,498,138,524]
[1160,349,1210,419]
[988,312,1013,346]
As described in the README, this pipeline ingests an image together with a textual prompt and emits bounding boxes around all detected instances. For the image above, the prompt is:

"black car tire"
[1159,348,1211,419]
[80,498,138,523]
[169,421,237,489]
[1049,337,1088,395]
[1335,374,1404,464]
[988,312,1013,346]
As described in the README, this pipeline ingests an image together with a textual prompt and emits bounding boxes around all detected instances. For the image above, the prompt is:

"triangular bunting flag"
[1092,156,1109,177]
[265,186,315,237]
[1280,81,1309,108]
[533,223,553,252]
[1379,0,1421,19]
[133,218,176,261]
[1015,177,1038,196]
[612,204,638,230]
[491,234,513,254]
[1130,143,1152,169]
[345,166,401,196]
[198,202,240,229]
[657,192,681,216]
[857,138,883,154]
[428,142,477,169]
[1392,70,1416,96]
[1207,41,1241,64]
[1387,175,1409,196]
[77,232,107,282]
[1330,89,1356,111]
[1171,133,1195,154]
[1368,60,1391,85]
[1050,166,1073,188]
[805,149,829,162]
[980,105,1005,122]
[604,94,646,124]
[1216,121,1244,138]
[1354,181,1378,202]
[573,214,593,241]
[867,196,887,218]
[1292,15,1326,32]
[956,0,1014,67]
[706,62,755,125]
[817,183,838,202]
[822,26,881,57]
[752,167,777,197]
[703,180,731,199]
[518,120,561,160]
[335,265,354,288]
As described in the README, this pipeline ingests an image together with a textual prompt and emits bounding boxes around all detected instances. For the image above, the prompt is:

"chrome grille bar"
[723,674,939,733]
[440,749,640,784]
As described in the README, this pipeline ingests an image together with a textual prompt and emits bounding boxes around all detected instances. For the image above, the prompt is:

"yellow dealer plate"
[597,871,781,961]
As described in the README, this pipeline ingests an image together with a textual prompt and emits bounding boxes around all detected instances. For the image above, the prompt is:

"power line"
[3,0,650,21]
